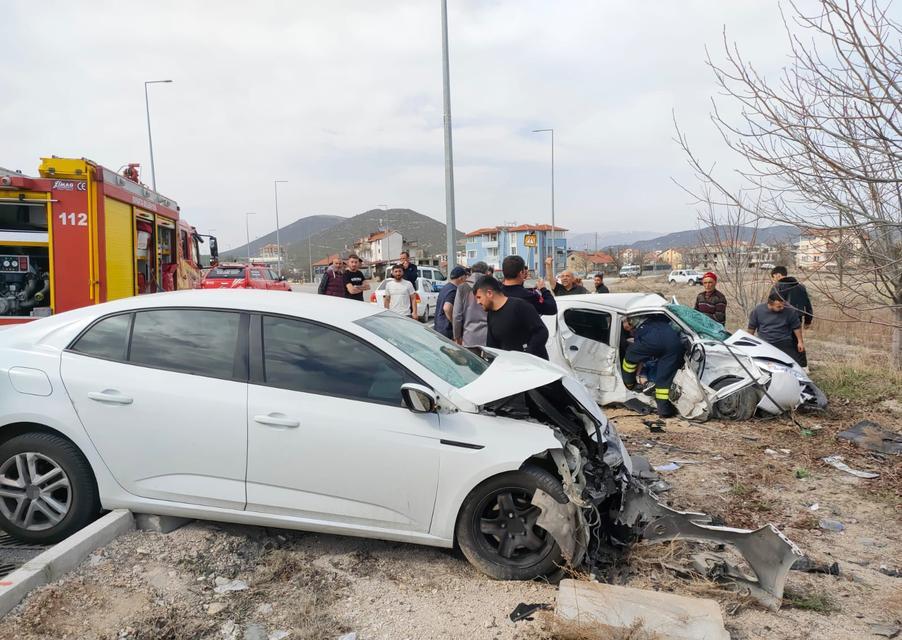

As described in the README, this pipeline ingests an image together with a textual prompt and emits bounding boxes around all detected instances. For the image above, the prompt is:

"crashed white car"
[0,290,800,607]
[544,293,827,421]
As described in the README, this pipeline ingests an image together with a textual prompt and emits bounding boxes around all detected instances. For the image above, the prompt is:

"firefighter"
[620,315,685,418]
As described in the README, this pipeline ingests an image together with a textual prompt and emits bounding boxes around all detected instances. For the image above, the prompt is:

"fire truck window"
[207,267,245,279]
[563,308,612,345]
[71,313,132,361]
[0,203,48,232]
[249,269,264,279]
[261,316,416,405]
[263,270,275,281]
[0,247,51,317]
[180,230,190,261]
[129,309,241,379]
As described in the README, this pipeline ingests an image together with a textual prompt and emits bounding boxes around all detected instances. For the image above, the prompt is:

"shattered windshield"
[357,312,488,388]
[666,303,731,341]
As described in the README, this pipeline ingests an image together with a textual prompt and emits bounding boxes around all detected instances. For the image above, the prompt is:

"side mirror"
[280,275,287,281]
[209,237,219,260]
[401,383,438,413]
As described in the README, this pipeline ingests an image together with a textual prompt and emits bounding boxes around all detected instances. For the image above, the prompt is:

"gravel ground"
[0,393,898,639]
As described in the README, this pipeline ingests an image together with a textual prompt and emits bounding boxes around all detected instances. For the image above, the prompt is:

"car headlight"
[755,359,808,381]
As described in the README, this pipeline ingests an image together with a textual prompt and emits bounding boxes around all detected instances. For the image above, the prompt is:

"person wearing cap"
[694,272,727,325]
[621,314,685,418]
[434,266,468,339]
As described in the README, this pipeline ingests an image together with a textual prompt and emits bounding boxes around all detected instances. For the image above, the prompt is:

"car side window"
[250,269,264,279]
[266,270,277,281]
[261,315,415,405]
[563,308,612,345]
[129,309,242,378]
[71,313,133,361]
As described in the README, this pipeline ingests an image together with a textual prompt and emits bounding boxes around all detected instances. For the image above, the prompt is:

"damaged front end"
[482,377,802,610]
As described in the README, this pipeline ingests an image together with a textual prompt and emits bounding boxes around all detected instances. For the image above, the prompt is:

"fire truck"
[0,156,219,325]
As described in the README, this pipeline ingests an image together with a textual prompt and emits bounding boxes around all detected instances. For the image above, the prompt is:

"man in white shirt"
[383,264,418,320]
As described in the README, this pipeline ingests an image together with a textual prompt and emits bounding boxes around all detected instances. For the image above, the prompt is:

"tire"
[711,377,760,421]
[668,279,675,284]
[456,465,567,580]
[0,433,100,544]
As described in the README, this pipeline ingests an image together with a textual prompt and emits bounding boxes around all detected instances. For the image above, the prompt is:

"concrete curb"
[0,509,134,618]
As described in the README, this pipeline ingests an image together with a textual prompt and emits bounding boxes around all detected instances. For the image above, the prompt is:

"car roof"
[555,292,668,312]
[0,290,384,347]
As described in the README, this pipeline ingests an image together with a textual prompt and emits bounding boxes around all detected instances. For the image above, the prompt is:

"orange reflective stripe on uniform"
[655,388,670,400]
[622,359,638,373]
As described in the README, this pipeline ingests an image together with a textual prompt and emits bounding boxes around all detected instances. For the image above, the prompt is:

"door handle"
[87,391,133,405]
[254,414,300,428]
[569,345,579,351]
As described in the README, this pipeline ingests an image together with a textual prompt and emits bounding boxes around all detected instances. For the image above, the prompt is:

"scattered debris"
[653,462,681,472]
[621,398,655,415]
[642,418,666,433]
[837,420,902,455]
[879,565,901,578]
[555,579,730,640]
[869,623,901,638]
[267,632,290,640]
[822,455,880,479]
[243,623,267,640]
[819,519,845,532]
[791,556,840,575]
[206,602,228,615]
[213,578,249,594]
[808,502,820,511]
[508,602,551,622]
[338,633,358,640]
[650,479,673,493]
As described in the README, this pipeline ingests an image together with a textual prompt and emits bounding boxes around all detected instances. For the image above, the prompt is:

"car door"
[245,314,441,532]
[557,305,620,402]
[61,308,248,509]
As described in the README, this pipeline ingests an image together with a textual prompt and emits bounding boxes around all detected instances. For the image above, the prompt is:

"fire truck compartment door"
[103,197,135,300]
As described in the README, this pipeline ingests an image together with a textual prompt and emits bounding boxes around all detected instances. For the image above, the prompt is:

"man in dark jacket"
[553,270,589,296]
[500,255,557,315]
[694,272,727,324]
[475,276,549,359]
[621,315,685,418]
[770,266,812,368]
[398,251,419,288]
[317,256,346,297]
[593,273,610,294]
[770,267,813,327]
[434,266,467,339]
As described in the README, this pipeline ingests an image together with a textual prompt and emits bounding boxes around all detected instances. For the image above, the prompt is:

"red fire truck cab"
[0,157,218,325]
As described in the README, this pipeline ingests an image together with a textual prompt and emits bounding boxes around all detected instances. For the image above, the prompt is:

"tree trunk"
[893,306,902,372]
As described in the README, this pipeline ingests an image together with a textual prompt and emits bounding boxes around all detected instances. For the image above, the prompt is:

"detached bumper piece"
[618,486,803,610]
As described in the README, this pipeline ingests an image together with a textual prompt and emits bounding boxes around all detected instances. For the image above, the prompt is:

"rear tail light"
[415,293,421,303]
[370,292,377,303]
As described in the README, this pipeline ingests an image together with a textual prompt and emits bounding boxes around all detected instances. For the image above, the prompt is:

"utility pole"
[441,0,457,268]
[273,180,288,276]
[532,128,555,272]
[144,79,172,192]
[307,235,313,283]
[245,212,256,264]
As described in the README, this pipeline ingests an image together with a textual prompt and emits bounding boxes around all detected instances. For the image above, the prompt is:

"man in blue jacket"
[621,315,685,418]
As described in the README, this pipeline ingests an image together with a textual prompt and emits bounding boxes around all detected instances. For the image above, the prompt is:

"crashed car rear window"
[357,312,487,388]
[207,267,245,278]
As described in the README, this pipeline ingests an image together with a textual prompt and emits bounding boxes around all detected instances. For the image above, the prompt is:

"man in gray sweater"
[452,261,489,348]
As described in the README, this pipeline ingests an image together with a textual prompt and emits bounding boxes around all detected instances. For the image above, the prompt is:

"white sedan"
[0,290,801,600]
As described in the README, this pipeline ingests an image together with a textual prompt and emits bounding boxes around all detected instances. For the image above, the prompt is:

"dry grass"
[531,614,663,640]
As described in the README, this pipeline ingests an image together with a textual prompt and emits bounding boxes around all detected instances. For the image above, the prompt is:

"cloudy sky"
[2,1,799,249]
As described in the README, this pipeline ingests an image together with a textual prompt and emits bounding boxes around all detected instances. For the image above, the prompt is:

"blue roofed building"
[464,224,568,275]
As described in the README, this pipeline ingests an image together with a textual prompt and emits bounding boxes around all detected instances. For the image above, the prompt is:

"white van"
[619,264,641,278]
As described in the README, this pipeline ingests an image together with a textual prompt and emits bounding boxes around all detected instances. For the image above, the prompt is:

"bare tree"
[676,0,902,368]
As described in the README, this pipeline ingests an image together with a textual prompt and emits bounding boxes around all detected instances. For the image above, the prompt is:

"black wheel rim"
[471,485,555,568]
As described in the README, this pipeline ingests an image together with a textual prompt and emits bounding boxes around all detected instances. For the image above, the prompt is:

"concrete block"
[0,509,134,618]
[556,579,730,640]
[134,513,194,534]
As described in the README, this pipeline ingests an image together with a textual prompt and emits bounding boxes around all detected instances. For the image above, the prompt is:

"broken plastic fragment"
[822,455,879,479]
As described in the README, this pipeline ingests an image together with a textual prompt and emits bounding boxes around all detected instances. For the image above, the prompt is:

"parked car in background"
[619,264,641,278]
[370,277,438,321]
[200,264,292,291]
[543,293,827,421]
[668,270,703,285]
[417,266,446,282]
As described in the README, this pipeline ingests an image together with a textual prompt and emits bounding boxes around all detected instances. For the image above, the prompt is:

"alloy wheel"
[474,487,553,566]
[0,452,72,531]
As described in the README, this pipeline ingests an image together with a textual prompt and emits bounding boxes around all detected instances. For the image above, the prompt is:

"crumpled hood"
[725,330,807,373]
[453,349,569,406]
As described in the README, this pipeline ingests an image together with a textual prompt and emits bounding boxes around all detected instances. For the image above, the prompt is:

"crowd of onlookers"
[318,251,814,372]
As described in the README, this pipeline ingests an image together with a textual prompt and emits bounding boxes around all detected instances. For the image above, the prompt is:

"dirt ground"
[1,278,899,639]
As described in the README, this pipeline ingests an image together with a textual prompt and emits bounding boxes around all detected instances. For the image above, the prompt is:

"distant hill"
[225,214,345,258]
[281,208,464,274]
[567,231,660,251]
[629,225,800,252]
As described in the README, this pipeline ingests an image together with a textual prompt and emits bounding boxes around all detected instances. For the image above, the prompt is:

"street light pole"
[144,79,173,192]
[532,128,555,273]
[245,212,256,264]
[273,180,288,276]
[440,0,457,268]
